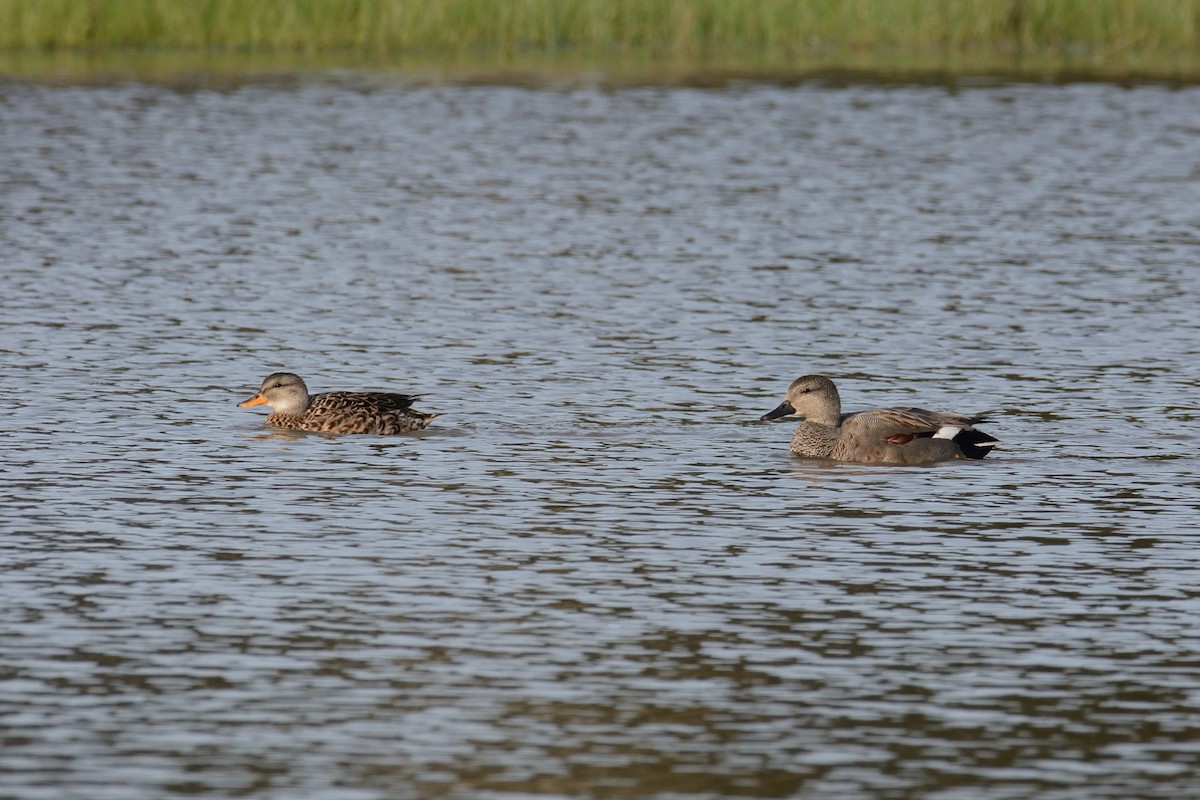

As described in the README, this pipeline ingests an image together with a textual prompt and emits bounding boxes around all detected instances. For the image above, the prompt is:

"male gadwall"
[761,375,998,464]
[238,372,437,434]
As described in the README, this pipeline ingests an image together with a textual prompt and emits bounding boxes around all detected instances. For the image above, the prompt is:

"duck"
[761,375,998,464]
[238,372,437,434]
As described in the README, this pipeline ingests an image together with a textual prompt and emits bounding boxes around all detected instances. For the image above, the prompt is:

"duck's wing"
[310,391,420,414]
[300,391,432,434]
[841,407,985,444]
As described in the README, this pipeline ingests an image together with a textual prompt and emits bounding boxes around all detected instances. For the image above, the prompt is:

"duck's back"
[301,391,436,434]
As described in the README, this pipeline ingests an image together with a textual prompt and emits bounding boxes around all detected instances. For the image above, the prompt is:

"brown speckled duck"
[238,372,437,434]
[761,375,998,465]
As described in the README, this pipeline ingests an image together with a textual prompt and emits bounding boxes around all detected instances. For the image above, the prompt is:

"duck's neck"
[792,421,839,458]
[266,412,307,429]
[805,407,842,426]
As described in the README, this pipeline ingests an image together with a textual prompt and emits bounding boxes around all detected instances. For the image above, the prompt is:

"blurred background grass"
[2,0,1198,80]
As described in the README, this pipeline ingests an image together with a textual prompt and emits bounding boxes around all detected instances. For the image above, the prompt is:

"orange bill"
[238,393,268,407]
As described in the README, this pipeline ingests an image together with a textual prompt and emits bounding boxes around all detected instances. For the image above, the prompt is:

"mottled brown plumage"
[761,375,998,465]
[239,372,437,435]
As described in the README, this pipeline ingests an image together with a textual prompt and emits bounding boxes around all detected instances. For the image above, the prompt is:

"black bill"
[760,400,795,421]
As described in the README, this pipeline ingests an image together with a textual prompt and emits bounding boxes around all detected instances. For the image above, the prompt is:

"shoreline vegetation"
[2,0,1200,84]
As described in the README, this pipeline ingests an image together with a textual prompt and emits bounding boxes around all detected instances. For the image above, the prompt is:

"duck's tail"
[948,428,1000,459]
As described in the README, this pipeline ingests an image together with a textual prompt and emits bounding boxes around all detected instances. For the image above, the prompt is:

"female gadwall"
[238,372,437,434]
[761,375,998,464]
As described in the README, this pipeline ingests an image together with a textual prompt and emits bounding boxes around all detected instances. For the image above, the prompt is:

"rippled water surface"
[3,76,1199,799]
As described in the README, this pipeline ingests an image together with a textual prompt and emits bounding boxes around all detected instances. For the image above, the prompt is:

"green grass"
[2,0,1199,79]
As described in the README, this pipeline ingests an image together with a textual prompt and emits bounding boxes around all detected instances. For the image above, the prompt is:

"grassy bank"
[2,0,1199,81]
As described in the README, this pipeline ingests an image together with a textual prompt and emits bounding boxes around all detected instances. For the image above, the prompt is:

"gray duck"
[761,375,998,464]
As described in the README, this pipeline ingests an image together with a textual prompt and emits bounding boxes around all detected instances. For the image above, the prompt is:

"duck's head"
[239,372,310,415]
[761,374,840,422]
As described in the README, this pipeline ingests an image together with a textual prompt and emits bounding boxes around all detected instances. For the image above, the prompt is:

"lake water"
[2,74,1199,799]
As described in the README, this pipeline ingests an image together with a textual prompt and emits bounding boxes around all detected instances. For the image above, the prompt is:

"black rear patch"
[954,429,999,459]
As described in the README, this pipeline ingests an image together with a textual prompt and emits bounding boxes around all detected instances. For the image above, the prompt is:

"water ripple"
[2,78,1199,799]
